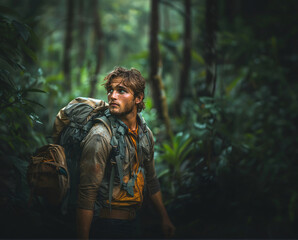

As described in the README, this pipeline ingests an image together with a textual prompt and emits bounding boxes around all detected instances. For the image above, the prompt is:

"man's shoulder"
[145,125,154,138]
[91,122,112,137]
[141,121,154,149]
[81,121,112,147]
[138,114,153,135]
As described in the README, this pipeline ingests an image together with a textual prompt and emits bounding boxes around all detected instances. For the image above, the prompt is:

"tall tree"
[149,0,172,138]
[176,0,192,116]
[224,0,241,24]
[76,0,86,85]
[205,0,217,96]
[63,0,75,92]
[204,0,217,168]
[89,0,103,98]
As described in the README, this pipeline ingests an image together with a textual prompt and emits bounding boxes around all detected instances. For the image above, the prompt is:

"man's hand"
[162,216,176,238]
[150,191,176,238]
[76,208,94,239]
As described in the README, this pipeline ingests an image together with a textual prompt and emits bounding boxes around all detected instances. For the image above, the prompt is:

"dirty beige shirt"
[77,120,160,210]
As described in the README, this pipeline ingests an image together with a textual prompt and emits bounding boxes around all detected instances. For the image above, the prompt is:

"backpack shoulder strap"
[93,115,112,136]
[137,113,153,150]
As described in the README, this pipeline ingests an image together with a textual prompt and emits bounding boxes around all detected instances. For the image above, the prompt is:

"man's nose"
[110,90,117,99]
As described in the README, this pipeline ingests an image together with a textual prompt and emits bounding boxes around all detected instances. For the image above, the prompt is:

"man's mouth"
[109,102,119,107]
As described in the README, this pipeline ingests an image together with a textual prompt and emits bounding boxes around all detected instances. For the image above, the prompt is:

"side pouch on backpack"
[27,144,70,205]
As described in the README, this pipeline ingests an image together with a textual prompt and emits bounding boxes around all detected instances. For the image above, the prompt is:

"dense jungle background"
[1,0,298,238]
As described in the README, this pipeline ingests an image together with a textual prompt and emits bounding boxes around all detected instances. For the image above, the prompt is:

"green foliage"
[155,132,194,198]
[0,0,298,238]
[0,7,46,156]
[161,3,298,237]
[159,132,193,173]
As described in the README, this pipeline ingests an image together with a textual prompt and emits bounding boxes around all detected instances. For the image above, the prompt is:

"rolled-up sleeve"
[77,133,110,210]
[144,131,161,195]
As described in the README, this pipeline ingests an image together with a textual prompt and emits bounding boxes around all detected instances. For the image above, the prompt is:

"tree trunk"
[224,0,241,24]
[162,2,170,31]
[76,0,86,85]
[149,0,172,138]
[89,0,103,98]
[149,0,161,115]
[205,0,217,97]
[176,0,192,116]
[63,0,74,92]
[205,0,217,168]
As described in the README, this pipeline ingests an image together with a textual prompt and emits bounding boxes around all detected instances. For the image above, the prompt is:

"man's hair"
[103,66,146,112]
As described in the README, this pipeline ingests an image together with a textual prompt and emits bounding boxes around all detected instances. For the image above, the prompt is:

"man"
[76,67,175,239]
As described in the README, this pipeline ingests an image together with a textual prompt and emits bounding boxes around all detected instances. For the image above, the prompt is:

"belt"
[99,208,136,220]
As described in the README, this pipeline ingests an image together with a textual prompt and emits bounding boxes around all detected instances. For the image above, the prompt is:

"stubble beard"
[110,101,136,118]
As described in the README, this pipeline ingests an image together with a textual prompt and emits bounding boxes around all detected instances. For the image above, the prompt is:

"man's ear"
[135,93,144,104]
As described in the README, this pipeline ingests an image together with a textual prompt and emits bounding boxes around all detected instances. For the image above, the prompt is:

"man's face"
[107,77,141,117]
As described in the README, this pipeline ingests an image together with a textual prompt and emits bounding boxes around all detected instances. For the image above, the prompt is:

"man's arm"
[76,129,111,239]
[150,191,175,238]
[143,129,175,237]
[76,208,94,240]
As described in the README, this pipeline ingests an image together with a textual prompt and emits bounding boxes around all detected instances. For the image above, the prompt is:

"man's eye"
[119,89,126,94]
[108,89,113,94]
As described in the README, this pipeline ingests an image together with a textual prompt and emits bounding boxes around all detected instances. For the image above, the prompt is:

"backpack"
[27,97,107,212]
[54,97,111,214]
[27,144,69,206]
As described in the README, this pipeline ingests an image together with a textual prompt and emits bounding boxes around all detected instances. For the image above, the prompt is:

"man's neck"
[118,111,138,131]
